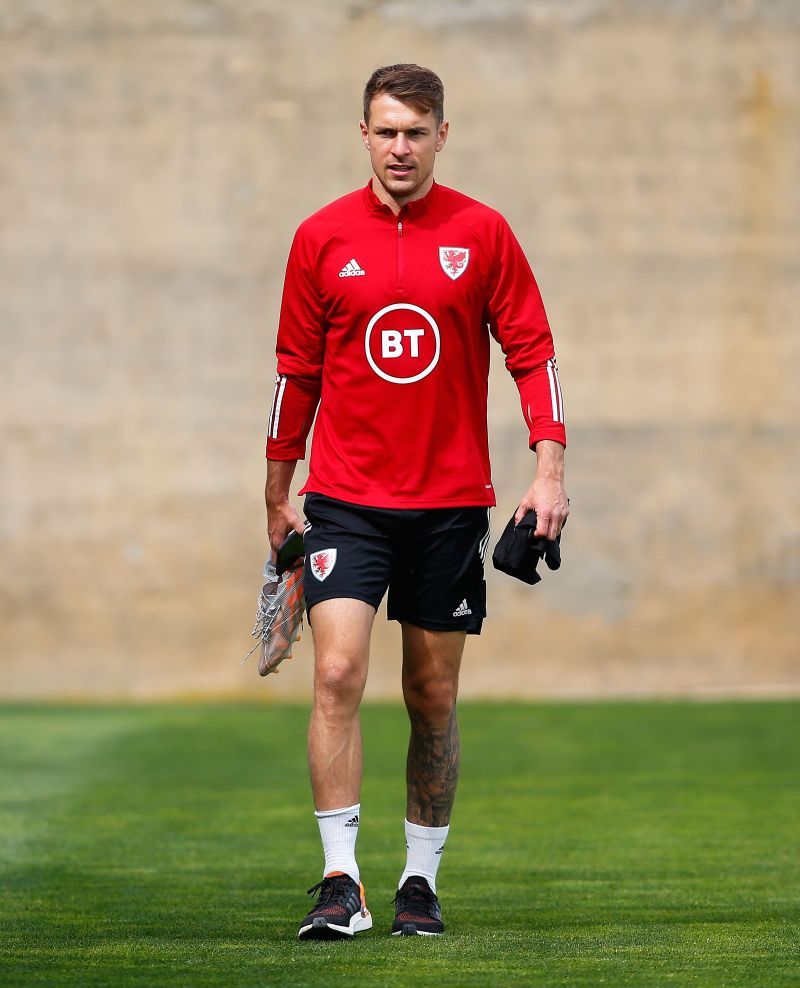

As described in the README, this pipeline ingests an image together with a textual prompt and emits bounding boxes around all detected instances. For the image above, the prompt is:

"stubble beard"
[377,162,431,204]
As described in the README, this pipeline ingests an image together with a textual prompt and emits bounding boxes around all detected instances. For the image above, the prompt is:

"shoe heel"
[352,909,372,933]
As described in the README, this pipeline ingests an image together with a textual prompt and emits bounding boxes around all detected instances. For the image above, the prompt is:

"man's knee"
[309,598,373,713]
[403,674,458,725]
[315,652,367,710]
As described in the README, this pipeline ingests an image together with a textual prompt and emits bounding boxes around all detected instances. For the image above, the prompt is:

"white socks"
[313,808,449,893]
[398,818,449,894]
[314,803,360,883]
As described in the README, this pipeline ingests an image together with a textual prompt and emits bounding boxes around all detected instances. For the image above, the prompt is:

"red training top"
[267,180,566,509]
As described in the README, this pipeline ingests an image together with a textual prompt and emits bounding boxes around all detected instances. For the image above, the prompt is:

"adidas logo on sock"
[435,845,445,855]
[452,599,472,617]
[338,258,366,278]
[344,814,359,827]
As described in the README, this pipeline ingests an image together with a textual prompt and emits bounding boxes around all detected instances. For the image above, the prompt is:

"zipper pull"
[398,221,403,237]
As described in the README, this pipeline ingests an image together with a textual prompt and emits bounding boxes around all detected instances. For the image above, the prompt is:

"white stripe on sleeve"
[270,375,287,439]
[546,360,559,423]
[267,374,281,438]
[553,360,565,424]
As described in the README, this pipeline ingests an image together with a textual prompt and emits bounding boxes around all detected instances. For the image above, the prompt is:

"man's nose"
[390,133,411,156]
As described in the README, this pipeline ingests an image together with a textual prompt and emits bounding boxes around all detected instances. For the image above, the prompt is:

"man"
[265,64,568,939]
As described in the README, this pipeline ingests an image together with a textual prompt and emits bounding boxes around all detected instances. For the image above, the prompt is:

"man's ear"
[435,120,449,152]
[359,120,370,149]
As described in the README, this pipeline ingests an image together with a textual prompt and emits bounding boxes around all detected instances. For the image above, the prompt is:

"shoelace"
[307,875,351,907]
[393,881,438,918]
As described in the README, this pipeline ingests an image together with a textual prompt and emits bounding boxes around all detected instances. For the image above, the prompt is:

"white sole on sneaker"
[392,924,442,937]
[298,907,372,939]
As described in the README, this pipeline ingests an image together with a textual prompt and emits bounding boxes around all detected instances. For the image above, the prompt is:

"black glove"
[491,510,563,586]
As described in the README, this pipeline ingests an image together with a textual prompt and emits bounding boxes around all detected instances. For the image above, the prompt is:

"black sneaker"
[391,876,444,936]
[297,871,372,940]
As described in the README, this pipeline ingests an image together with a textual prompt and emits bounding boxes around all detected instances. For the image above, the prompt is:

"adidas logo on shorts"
[452,599,472,617]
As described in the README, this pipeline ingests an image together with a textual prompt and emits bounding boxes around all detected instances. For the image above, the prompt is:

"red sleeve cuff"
[265,374,320,461]
[516,359,567,450]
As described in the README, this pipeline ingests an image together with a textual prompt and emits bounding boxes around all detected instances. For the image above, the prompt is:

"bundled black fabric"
[491,510,563,585]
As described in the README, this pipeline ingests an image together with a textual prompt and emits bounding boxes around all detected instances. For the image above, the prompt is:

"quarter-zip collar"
[362,178,439,220]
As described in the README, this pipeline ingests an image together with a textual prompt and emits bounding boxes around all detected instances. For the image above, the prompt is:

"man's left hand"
[514,440,569,540]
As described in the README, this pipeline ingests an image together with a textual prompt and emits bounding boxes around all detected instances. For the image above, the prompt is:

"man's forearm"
[514,440,569,537]
[534,439,565,480]
[266,458,298,507]
[265,459,303,552]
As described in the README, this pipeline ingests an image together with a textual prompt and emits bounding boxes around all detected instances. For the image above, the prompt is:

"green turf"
[0,702,798,987]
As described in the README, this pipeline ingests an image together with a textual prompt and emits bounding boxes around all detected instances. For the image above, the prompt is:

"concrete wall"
[1,0,798,700]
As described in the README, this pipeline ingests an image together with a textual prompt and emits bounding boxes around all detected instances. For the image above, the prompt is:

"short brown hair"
[363,64,445,127]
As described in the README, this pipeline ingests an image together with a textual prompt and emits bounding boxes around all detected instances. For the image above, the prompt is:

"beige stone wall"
[1,0,798,699]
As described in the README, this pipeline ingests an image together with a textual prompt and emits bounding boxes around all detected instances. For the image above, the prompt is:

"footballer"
[265,63,568,938]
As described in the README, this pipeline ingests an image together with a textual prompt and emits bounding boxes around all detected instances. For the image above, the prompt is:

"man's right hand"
[267,499,304,556]
[265,459,304,556]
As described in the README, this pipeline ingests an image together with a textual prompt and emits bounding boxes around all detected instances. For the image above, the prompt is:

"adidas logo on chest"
[339,258,365,278]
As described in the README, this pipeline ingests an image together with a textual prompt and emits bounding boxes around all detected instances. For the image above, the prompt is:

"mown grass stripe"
[0,702,798,987]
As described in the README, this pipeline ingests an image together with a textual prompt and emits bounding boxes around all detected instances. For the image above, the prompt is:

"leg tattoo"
[406,707,460,827]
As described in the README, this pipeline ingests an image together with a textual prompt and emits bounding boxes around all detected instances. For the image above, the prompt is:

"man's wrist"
[533,439,565,480]
[266,458,298,508]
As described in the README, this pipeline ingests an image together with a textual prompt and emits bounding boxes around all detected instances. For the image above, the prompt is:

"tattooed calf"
[405,706,460,826]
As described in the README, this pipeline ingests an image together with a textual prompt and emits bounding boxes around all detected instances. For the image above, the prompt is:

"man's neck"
[370,174,435,216]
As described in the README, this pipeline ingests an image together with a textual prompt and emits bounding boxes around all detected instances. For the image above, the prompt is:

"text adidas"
[339,258,365,278]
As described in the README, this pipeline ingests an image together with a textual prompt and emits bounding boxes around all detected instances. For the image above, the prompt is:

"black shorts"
[302,493,491,635]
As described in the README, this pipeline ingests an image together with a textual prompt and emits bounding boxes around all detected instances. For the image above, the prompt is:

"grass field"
[1,701,798,987]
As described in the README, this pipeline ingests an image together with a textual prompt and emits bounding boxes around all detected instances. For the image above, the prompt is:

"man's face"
[360,94,448,203]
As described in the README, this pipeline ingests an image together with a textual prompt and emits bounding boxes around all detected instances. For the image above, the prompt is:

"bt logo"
[364,304,440,384]
[380,328,425,359]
